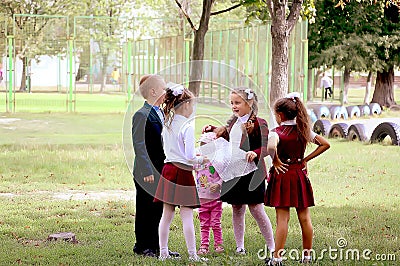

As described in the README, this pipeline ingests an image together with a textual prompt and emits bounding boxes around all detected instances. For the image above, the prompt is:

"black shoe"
[168,250,180,257]
[133,245,157,258]
[141,249,157,258]
[133,244,141,254]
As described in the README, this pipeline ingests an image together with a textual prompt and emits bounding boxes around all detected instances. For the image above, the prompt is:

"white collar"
[174,114,187,121]
[281,119,296,126]
[237,113,250,124]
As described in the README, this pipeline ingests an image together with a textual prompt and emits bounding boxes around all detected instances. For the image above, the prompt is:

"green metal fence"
[4,14,70,112]
[1,14,308,113]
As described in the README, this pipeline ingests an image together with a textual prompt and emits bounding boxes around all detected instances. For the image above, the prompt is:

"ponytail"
[293,97,312,145]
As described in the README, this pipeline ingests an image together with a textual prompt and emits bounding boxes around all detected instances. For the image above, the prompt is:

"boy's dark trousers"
[133,178,163,253]
[324,87,333,99]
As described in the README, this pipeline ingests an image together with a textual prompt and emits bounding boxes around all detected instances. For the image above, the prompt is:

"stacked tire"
[370,122,400,145]
[309,103,382,121]
[313,119,400,146]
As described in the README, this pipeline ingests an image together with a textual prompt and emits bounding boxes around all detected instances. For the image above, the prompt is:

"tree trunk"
[270,27,289,105]
[100,51,109,92]
[314,69,322,97]
[20,56,27,91]
[364,71,373,104]
[268,0,303,105]
[189,33,206,97]
[188,0,213,96]
[371,66,396,107]
[343,66,350,104]
[307,69,313,101]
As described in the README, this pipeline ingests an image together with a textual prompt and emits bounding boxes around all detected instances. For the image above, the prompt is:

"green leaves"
[308,0,400,72]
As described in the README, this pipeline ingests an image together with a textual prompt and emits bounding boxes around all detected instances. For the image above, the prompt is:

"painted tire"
[370,122,400,145]
[346,106,361,118]
[389,105,400,111]
[358,105,371,116]
[307,109,318,123]
[313,119,331,137]
[313,105,330,119]
[369,103,382,115]
[347,124,368,142]
[330,106,348,120]
[329,123,349,139]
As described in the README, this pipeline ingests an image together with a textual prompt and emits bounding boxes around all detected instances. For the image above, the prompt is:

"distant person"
[110,67,120,84]
[265,92,330,265]
[131,74,179,258]
[320,73,333,100]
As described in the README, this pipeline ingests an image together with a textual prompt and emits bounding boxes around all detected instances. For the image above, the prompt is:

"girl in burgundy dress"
[154,84,208,262]
[265,93,330,265]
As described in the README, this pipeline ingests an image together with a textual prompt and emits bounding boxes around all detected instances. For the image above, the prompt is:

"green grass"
[0,111,399,265]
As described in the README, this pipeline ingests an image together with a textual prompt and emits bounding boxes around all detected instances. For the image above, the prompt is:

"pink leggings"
[198,199,223,247]
[232,203,275,251]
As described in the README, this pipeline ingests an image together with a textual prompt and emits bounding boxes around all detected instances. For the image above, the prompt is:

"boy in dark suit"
[131,74,179,258]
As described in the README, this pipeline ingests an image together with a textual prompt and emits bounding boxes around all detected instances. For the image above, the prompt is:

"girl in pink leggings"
[195,132,224,255]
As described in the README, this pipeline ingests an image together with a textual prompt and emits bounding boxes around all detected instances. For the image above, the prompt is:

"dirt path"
[0,190,136,201]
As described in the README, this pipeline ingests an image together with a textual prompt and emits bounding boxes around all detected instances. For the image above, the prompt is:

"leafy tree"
[371,3,399,107]
[0,0,82,91]
[309,0,399,107]
[243,0,312,105]
[308,0,380,103]
[175,0,247,96]
[74,0,130,92]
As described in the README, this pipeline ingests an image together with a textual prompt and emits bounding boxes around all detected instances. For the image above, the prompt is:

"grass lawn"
[0,108,399,265]
[1,85,399,114]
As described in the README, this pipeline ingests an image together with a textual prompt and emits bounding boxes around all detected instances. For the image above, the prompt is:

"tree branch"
[210,3,242,16]
[174,0,197,31]
[286,0,303,34]
[263,0,274,18]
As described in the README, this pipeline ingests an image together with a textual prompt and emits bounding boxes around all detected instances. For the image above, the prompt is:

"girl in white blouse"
[154,84,208,262]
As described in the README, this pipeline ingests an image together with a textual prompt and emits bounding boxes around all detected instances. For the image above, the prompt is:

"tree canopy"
[309,0,399,106]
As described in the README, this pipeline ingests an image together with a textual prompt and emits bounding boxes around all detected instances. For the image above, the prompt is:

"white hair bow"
[285,92,301,102]
[245,89,254,100]
[167,82,184,96]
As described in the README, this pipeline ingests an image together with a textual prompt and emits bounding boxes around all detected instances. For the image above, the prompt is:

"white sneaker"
[235,247,246,255]
[189,254,209,262]
[158,254,171,261]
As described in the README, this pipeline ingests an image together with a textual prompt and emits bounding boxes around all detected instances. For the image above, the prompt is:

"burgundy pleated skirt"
[265,163,315,208]
[154,163,200,208]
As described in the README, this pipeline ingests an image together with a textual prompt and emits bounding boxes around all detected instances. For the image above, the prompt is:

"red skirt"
[154,163,200,208]
[265,163,314,208]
